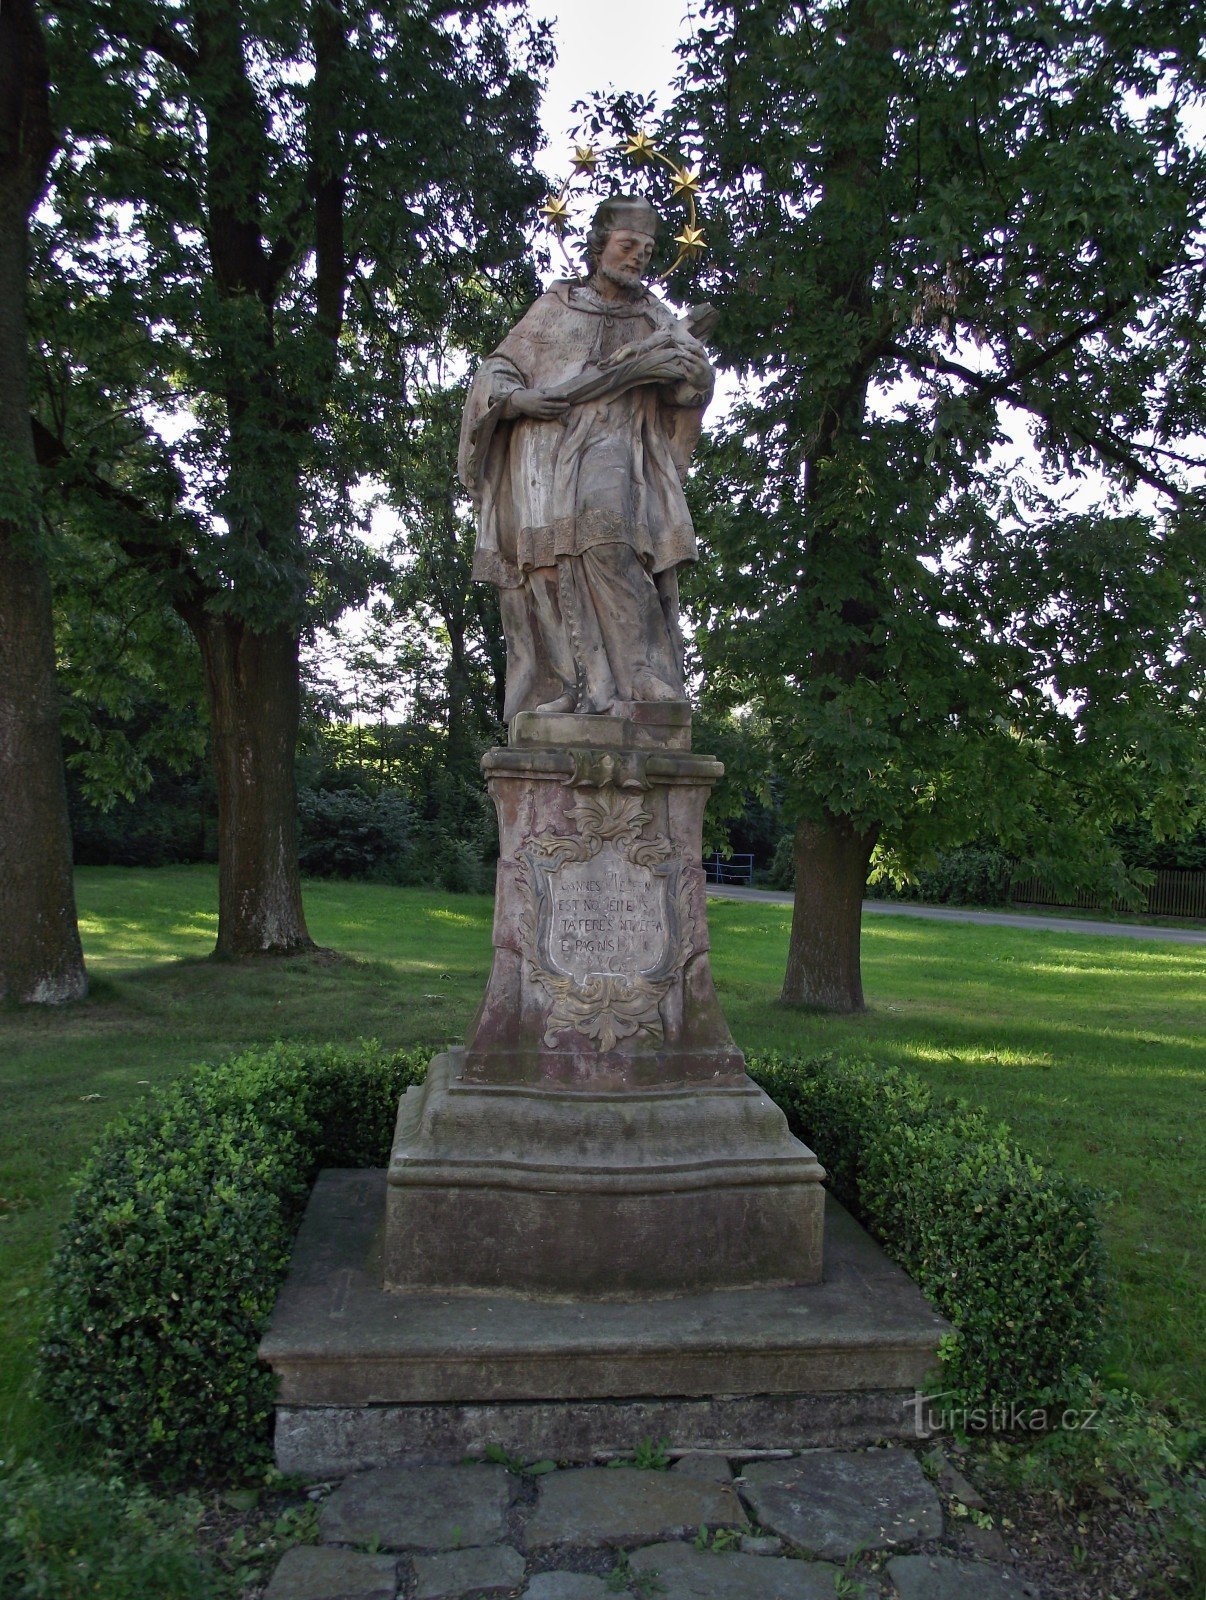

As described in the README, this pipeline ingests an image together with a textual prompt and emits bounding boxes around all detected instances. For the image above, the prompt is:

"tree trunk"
[0,2,88,1002]
[0,540,89,1003]
[782,815,879,1012]
[189,613,314,958]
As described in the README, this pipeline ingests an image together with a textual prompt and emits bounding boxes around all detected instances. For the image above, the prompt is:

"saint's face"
[598,227,655,286]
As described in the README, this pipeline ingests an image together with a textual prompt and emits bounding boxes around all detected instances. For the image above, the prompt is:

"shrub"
[0,1461,221,1599]
[41,1042,1103,1483]
[296,786,415,880]
[869,844,1015,907]
[39,1042,430,1483]
[747,1052,1107,1407]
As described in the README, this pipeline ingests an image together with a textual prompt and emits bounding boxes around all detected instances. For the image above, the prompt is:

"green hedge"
[38,1042,429,1483]
[748,1052,1107,1407]
[39,1044,1105,1483]
[0,1462,221,1600]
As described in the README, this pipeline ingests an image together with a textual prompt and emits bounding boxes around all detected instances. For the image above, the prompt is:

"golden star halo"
[622,130,657,165]
[538,134,708,281]
[538,194,571,234]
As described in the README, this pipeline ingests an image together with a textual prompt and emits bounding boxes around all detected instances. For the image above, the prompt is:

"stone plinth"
[384,718,825,1296]
[260,1171,949,1476]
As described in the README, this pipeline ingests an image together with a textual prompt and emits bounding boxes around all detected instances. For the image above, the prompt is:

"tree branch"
[30,415,210,613]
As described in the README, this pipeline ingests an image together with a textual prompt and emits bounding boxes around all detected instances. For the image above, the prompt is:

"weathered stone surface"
[275,1388,939,1478]
[670,1452,733,1481]
[384,1054,825,1297]
[959,1522,1011,1561]
[521,1576,616,1600]
[739,1535,784,1557]
[262,1545,397,1600]
[738,1450,943,1558]
[262,1172,947,1474]
[412,1544,526,1599]
[887,1553,1041,1599]
[523,1467,742,1548]
[922,1447,987,1509]
[318,1466,512,1551]
[628,1542,840,1599]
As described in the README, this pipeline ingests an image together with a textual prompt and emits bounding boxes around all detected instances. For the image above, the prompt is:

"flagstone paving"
[261,1445,1045,1598]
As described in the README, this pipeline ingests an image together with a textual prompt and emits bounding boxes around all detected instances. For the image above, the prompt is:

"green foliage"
[994,1387,1205,1592]
[296,786,415,881]
[38,1041,431,1482]
[37,0,552,634]
[0,1461,222,1599]
[747,1053,1107,1407]
[870,844,1016,908]
[668,0,1206,894]
[38,1025,1106,1483]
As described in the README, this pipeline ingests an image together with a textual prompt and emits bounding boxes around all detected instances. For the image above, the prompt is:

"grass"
[1,864,1202,1467]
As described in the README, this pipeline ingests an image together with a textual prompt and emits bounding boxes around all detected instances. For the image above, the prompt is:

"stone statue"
[458,196,716,722]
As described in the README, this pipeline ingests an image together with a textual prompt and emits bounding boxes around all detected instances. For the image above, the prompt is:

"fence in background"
[704,852,755,887]
[1011,869,1206,920]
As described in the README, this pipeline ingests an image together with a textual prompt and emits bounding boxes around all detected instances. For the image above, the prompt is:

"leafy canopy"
[669,0,1206,883]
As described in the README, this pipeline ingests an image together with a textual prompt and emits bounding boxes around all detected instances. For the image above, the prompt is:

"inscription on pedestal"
[519,785,696,1052]
[549,843,669,983]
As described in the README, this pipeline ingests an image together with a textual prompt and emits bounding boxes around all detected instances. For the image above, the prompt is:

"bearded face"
[596,227,655,291]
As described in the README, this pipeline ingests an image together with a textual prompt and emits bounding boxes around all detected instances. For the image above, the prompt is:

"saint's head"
[586,195,660,292]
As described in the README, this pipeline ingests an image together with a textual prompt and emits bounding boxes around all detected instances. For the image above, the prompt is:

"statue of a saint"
[458,196,715,721]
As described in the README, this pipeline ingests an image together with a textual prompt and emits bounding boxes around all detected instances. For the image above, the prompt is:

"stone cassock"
[457,195,715,721]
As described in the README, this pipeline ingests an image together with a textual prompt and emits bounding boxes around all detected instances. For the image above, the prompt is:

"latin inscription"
[547,842,669,983]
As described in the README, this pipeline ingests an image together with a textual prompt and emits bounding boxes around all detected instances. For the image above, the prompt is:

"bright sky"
[529,0,693,148]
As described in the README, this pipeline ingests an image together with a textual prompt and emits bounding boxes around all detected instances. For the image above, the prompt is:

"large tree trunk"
[782,815,879,1012]
[0,538,88,1003]
[0,3,87,1004]
[189,613,314,958]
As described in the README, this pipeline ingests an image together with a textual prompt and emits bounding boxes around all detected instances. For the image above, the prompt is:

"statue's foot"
[630,669,686,704]
[534,691,577,714]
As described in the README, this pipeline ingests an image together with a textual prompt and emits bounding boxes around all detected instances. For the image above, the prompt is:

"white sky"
[529,0,694,148]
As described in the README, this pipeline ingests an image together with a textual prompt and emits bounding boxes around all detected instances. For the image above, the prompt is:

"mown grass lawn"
[1,865,1201,1464]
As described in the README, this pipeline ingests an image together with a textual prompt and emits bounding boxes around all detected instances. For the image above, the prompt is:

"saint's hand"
[506,388,569,420]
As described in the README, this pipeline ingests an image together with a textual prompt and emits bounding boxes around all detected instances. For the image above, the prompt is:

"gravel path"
[706,886,1206,945]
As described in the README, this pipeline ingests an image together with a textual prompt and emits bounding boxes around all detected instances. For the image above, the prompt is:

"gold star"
[671,165,701,199]
[623,130,657,165]
[570,144,598,174]
[673,223,706,257]
[539,193,571,234]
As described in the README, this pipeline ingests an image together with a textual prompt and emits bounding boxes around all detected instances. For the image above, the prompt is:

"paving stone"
[412,1544,526,1599]
[922,1447,988,1509]
[887,1553,1041,1599]
[522,1575,616,1600]
[524,1467,743,1548]
[671,1451,734,1482]
[629,1541,841,1599]
[959,1522,1011,1561]
[738,1449,943,1559]
[319,1466,512,1552]
[262,1544,398,1600]
[739,1534,784,1556]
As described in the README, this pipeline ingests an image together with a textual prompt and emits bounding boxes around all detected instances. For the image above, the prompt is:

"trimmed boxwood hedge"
[38,1042,428,1483]
[39,1044,1105,1482]
[747,1052,1108,1407]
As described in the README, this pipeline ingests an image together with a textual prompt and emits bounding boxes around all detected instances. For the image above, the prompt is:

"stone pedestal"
[384,707,826,1296]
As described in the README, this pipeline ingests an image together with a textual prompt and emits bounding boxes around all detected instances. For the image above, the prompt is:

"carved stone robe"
[458,279,713,720]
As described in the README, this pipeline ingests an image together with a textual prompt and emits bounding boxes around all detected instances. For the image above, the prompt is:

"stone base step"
[260,1170,949,1477]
